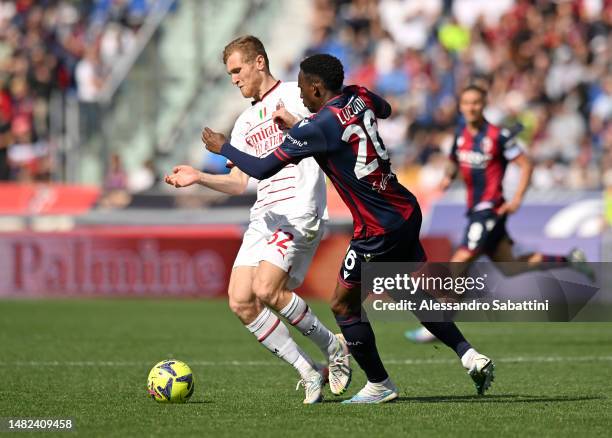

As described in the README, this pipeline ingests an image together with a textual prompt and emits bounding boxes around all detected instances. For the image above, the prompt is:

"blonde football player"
[165,36,351,404]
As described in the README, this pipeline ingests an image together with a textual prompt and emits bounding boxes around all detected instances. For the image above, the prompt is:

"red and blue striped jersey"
[274,86,418,240]
[450,120,523,213]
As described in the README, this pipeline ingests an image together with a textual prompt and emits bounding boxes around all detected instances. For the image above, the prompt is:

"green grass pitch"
[0,299,611,437]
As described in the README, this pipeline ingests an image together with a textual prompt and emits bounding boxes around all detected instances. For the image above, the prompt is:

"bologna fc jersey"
[274,85,418,240]
[229,81,327,220]
[450,120,523,213]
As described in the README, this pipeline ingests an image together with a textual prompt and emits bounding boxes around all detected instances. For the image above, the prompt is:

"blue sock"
[421,321,471,358]
[335,314,388,383]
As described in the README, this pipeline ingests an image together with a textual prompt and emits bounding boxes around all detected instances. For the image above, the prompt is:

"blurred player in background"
[203,54,495,403]
[165,36,351,404]
[407,85,592,343]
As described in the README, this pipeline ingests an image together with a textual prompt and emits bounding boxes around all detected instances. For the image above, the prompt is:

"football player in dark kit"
[406,85,592,343]
[203,54,494,403]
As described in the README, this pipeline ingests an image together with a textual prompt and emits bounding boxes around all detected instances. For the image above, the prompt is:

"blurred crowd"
[299,0,611,190]
[1,0,609,198]
[0,0,152,182]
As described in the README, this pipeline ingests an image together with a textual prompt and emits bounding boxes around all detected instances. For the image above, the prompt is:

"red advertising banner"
[0,227,451,298]
[0,227,243,298]
[0,183,100,215]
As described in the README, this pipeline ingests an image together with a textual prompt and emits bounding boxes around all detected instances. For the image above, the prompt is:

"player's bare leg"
[330,282,398,404]
[491,238,593,280]
[227,266,261,324]
[488,238,543,275]
[228,266,322,403]
[252,261,351,395]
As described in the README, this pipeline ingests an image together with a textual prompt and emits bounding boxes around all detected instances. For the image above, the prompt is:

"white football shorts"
[233,212,326,290]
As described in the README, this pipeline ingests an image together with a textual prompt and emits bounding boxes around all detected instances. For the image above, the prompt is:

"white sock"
[246,307,315,378]
[280,292,337,357]
[461,348,478,370]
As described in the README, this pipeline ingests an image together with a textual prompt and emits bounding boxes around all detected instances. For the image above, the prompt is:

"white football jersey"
[229,81,327,220]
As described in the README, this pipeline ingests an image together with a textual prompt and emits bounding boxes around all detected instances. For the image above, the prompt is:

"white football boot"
[461,348,495,395]
[296,369,325,404]
[342,378,399,404]
[328,334,352,395]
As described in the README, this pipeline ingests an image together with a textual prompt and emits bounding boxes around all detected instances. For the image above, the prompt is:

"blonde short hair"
[222,35,269,70]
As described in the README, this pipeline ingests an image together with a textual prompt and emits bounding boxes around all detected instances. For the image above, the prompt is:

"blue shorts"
[460,209,511,256]
[338,206,427,289]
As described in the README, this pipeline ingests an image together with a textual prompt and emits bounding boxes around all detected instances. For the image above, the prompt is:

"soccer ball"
[147,359,195,403]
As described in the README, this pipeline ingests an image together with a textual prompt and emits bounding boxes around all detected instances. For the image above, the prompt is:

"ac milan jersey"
[450,120,523,213]
[229,81,327,220]
[274,85,417,240]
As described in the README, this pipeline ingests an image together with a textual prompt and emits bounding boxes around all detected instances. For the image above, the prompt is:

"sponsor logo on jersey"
[246,121,284,156]
[285,133,308,148]
[482,137,493,154]
[457,149,492,168]
[371,172,395,193]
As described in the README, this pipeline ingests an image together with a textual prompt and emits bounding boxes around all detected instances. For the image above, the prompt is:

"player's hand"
[438,175,453,191]
[164,165,200,188]
[202,127,227,154]
[497,199,521,216]
[272,108,298,130]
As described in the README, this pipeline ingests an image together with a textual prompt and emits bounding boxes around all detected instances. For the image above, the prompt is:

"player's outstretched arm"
[439,160,458,191]
[498,153,533,215]
[164,165,249,195]
[202,127,288,180]
[220,143,287,180]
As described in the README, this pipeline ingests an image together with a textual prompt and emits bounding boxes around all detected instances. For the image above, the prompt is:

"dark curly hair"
[300,54,344,92]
